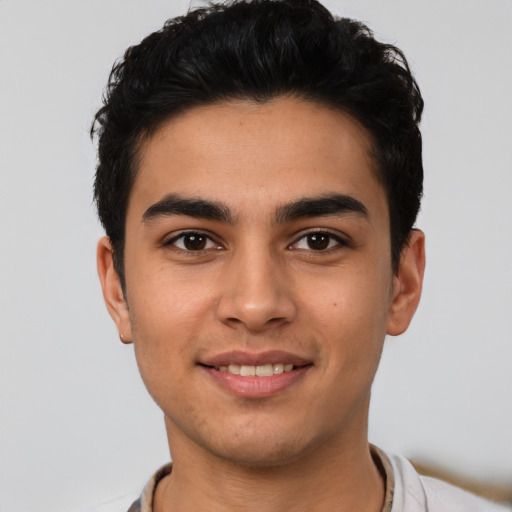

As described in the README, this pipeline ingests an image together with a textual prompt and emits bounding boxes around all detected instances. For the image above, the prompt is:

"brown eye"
[168,231,220,251]
[183,233,207,250]
[306,233,330,250]
[291,231,345,251]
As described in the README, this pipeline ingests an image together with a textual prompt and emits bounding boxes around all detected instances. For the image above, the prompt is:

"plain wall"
[0,1,511,510]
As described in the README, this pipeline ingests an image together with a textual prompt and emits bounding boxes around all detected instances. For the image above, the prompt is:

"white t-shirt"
[386,452,510,511]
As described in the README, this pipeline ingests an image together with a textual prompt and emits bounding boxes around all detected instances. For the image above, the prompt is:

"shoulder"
[420,475,510,512]
[385,452,511,512]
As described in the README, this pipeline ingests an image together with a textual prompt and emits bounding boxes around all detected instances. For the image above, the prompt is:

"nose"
[215,246,297,333]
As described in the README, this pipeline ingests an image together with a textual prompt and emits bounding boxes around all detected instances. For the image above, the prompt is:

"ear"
[387,230,426,336]
[97,236,132,344]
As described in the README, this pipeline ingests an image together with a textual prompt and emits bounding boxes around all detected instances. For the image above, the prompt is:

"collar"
[128,446,394,512]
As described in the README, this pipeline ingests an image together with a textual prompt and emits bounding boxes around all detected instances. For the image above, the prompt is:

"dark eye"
[292,232,343,251]
[168,232,220,251]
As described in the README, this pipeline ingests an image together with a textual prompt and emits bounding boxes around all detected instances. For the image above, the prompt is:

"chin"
[216,442,307,468]
[202,424,321,469]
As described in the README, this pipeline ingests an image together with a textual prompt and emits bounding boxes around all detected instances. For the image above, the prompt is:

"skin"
[98,97,425,511]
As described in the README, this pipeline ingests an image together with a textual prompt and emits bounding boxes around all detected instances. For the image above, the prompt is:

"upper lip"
[200,350,312,367]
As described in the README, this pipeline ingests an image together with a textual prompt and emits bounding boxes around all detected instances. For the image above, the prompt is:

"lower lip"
[201,365,312,398]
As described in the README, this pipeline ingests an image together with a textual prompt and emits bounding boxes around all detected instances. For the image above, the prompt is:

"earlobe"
[386,230,426,336]
[97,236,132,344]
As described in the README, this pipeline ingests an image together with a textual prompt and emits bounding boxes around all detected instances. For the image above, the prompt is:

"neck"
[154,420,385,512]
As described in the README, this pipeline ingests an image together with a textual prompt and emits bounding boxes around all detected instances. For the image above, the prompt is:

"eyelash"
[165,231,222,252]
[165,230,348,253]
[290,230,348,252]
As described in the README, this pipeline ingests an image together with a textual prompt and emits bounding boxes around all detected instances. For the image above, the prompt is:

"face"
[98,97,424,467]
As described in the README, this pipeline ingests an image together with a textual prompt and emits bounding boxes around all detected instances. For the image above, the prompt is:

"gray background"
[1,0,511,510]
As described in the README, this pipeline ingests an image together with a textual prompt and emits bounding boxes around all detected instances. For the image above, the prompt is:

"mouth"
[198,351,313,398]
[202,362,303,377]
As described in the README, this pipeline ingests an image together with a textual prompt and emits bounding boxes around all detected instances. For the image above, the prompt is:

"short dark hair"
[92,0,423,287]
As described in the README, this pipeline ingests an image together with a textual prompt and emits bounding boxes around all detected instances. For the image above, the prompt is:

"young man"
[93,1,509,511]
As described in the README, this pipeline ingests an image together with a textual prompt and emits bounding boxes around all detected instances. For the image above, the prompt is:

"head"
[92,0,423,290]
[94,0,425,468]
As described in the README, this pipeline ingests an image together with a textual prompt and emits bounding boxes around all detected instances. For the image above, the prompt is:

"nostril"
[215,278,297,331]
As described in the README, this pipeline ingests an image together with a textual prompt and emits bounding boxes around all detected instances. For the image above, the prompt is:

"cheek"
[126,262,226,380]
[128,260,215,331]
[126,283,200,389]
[303,265,392,362]
[130,306,194,421]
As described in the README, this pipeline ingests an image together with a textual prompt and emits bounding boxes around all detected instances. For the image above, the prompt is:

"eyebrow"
[274,194,368,224]
[142,194,233,224]
[142,192,368,225]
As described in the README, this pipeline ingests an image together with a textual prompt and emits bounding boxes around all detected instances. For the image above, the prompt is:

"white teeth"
[240,365,256,377]
[217,363,295,377]
[255,364,273,377]
[227,364,240,375]
[273,363,284,374]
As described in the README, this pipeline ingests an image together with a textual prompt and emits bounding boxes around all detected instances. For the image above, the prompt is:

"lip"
[200,350,311,368]
[199,350,313,398]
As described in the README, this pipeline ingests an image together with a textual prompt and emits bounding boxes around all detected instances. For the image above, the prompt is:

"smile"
[215,363,295,377]
[199,352,313,398]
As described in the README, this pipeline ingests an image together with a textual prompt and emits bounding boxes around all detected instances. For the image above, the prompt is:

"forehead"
[130,97,386,221]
